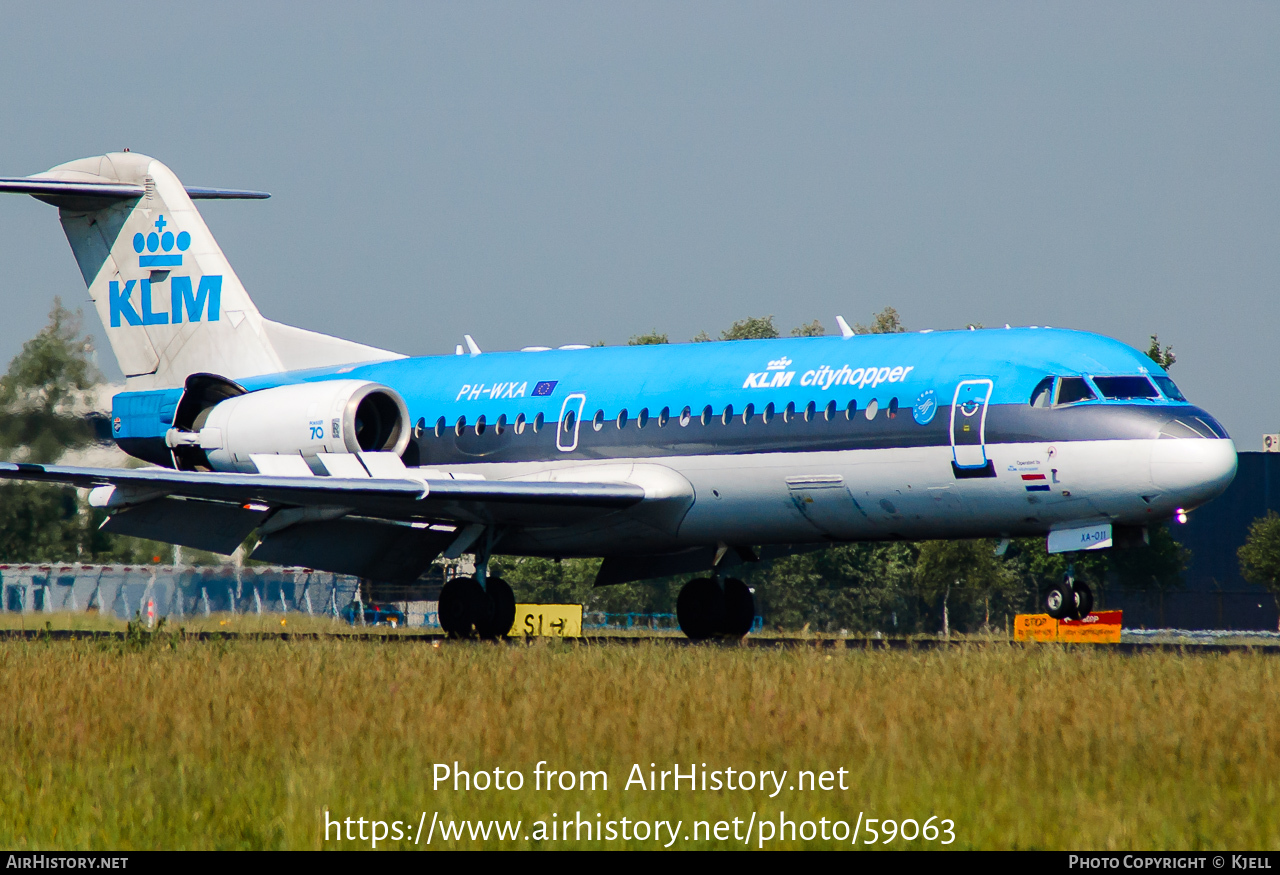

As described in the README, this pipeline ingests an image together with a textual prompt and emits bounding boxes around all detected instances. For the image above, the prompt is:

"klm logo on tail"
[110,215,221,327]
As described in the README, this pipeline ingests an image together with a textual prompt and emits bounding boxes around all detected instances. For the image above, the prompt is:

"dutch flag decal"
[1022,473,1051,492]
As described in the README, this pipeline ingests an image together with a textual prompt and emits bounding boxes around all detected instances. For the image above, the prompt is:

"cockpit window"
[1055,377,1096,405]
[1093,376,1159,400]
[1152,375,1186,402]
[1030,377,1054,408]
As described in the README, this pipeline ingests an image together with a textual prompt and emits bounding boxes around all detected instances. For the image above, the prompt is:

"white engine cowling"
[181,380,410,473]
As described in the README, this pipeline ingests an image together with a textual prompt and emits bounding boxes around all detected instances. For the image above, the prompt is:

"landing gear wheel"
[720,578,755,638]
[1044,580,1075,621]
[438,576,493,638]
[677,577,725,641]
[1071,581,1094,621]
[479,576,516,639]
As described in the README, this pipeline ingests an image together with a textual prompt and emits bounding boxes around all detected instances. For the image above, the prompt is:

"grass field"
[1,628,1276,850]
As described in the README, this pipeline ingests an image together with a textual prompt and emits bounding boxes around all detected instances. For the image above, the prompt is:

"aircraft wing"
[0,461,645,526]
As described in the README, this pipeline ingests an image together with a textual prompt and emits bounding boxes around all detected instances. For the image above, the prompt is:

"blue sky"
[0,2,1275,445]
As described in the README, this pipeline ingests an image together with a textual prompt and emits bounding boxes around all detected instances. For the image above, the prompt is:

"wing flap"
[250,518,455,580]
[101,497,269,554]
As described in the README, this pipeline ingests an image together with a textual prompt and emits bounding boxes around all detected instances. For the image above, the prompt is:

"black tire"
[720,578,755,638]
[480,576,516,639]
[677,577,724,641]
[1071,581,1094,620]
[1044,581,1075,620]
[438,576,492,637]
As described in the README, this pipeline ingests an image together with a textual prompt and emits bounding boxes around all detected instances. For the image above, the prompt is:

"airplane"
[0,152,1238,638]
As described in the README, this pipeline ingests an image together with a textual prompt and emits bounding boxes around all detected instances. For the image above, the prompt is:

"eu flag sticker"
[532,381,558,397]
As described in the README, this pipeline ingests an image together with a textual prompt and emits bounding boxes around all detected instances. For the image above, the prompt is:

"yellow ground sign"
[1013,613,1060,642]
[509,604,583,638]
[1014,611,1122,644]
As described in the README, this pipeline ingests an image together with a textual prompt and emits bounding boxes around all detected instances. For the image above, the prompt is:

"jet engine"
[166,378,410,473]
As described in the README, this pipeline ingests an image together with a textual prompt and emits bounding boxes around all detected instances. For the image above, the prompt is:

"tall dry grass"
[0,638,1275,849]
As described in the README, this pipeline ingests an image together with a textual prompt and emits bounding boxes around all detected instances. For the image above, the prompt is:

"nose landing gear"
[1044,567,1094,621]
[676,576,755,640]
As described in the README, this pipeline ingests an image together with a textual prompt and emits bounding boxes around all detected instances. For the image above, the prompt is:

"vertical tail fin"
[3,152,400,388]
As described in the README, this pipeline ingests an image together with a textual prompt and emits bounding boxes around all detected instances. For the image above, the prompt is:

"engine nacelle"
[172,380,410,473]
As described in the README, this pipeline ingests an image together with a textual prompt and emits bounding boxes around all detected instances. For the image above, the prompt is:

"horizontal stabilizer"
[0,178,145,199]
[0,178,270,201]
[183,187,271,200]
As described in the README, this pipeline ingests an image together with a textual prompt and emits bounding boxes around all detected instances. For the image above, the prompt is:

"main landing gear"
[438,527,516,639]
[438,574,515,638]
[1044,568,1094,621]
[676,576,755,640]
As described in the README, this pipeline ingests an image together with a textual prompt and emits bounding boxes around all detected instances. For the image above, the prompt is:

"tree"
[855,307,906,335]
[491,556,680,617]
[720,315,780,341]
[1239,512,1280,627]
[0,299,102,463]
[913,539,1025,634]
[743,542,919,633]
[790,319,825,337]
[0,301,177,565]
[1146,334,1176,370]
[628,331,669,346]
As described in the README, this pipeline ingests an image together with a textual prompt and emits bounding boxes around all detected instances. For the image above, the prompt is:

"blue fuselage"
[110,327,1237,558]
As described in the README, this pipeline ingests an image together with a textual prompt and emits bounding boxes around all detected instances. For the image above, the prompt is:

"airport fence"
[583,612,764,633]
[0,563,367,622]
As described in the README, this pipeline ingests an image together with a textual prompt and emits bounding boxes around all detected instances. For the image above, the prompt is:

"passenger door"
[557,393,586,452]
[951,379,993,470]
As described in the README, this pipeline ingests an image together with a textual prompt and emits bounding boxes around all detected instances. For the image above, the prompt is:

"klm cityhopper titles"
[0,153,1237,639]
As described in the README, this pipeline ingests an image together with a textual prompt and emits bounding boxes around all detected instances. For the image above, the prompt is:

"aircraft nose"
[1149,438,1237,509]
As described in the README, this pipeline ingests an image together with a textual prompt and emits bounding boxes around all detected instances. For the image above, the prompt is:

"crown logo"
[766,357,792,371]
[132,215,190,268]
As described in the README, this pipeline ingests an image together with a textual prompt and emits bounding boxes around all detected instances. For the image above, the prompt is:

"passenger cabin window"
[533,413,544,433]
[701,405,713,426]
[824,401,836,422]
[1093,376,1159,400]
[1030,377,1054,408]
[679,406,692,427]
[592,410,605,431]
[617,409,629,429]
[721,405,734,425]
[514,413,526,434]
[1153,375,1186,402]
[1055,378,1096,405]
